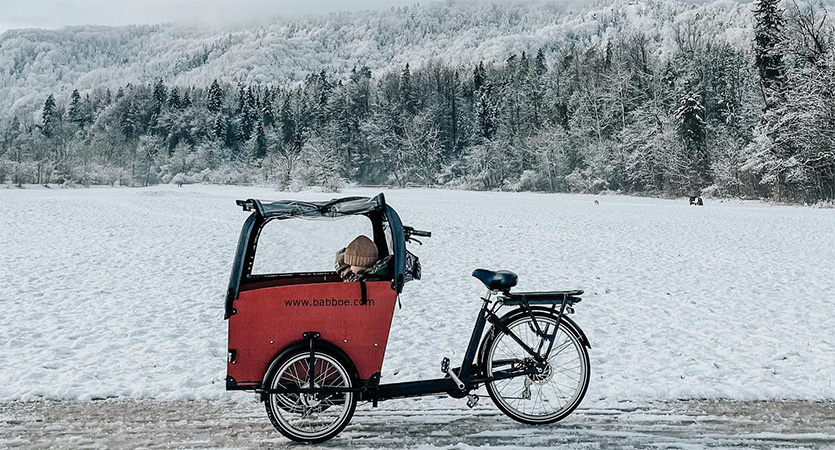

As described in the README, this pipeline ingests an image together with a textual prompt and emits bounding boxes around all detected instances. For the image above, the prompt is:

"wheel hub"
[300,383,322,408]
[528,362,553,383]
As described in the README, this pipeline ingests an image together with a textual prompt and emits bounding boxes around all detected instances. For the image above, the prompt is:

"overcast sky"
[0,0,439,33]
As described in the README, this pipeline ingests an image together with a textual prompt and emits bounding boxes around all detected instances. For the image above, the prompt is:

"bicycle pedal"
[440,357,450,374]
[440,358,466,391]
[466,394,479,408]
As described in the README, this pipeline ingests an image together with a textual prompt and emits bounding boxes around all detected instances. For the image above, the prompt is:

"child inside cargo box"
[335,235,392,282]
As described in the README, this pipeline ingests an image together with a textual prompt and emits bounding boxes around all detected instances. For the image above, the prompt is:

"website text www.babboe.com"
[284,297,375,307]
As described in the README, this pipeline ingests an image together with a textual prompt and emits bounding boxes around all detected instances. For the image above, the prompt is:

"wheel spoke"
[286,364,301,386]
[315,363,335,385]
[548,339,573,359]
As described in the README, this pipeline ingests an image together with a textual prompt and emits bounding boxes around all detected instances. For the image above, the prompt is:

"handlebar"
[404,226,432,238]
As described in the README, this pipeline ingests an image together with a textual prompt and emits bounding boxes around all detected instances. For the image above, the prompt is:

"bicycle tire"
[481,312,590,424]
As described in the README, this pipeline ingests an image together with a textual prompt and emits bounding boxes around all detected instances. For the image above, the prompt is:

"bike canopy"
[225,193,407,319]
[235,195,386,219]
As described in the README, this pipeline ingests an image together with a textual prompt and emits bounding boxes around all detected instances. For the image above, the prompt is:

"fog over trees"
[1,0,833,202]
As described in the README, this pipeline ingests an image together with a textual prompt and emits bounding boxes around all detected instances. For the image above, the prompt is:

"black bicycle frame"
[258,290,567,402]
[367,289,566,401]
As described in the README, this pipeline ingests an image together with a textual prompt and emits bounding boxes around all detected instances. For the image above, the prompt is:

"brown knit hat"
[344,235,378,268]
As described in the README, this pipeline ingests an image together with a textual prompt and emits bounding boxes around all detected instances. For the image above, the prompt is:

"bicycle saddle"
[472,269,518,291]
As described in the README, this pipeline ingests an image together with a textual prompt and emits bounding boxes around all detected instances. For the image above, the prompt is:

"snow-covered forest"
[1,0,833,202]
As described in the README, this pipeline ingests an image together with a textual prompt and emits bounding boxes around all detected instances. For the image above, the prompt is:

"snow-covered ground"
[1,185,833,405]
[3,398,833,449]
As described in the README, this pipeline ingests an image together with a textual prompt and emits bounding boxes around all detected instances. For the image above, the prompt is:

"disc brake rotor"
[528,362,553,383]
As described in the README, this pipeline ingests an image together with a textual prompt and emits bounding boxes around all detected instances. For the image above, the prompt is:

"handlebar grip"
[404,225,431,238]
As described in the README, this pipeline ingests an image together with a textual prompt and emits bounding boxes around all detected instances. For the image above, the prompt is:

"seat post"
[483,289,493,302]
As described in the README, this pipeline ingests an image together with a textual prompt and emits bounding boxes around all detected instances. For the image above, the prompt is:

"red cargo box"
[228,280,398,387]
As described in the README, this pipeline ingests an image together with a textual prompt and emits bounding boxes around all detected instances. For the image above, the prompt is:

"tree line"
[1,0,833,202]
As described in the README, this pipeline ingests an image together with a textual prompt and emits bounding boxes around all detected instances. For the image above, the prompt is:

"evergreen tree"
[82,94,93,126]
[152,79,167,114]
[519,51,530,76]
[213,114,226,142]
[68,89,84,129]
[473,62,486,92]
[253,120,267,158]
[168,87,181,109]
[121,98,139,140]
[475,82,497,140]
[262,92,275,128]
[314,70,332,126]
[238,87,258,143]
[224,119,238,150]
[236,84,246,114]
[534,48,548,76]
[279,96,296,149]
[675,85,709,192]
[753,0,786,105]
[181,89,192,108]
[40,94,56,137]
[207,80,223,113]
[401,63,417,114]
[524,51,548,130]
[750,0,793,200]
[428,64,463,155]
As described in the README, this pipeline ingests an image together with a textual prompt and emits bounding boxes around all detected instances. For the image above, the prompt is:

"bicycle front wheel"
[483,313,590,424]
[264,349,357,443]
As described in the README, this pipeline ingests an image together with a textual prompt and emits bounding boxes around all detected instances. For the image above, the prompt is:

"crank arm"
[446,368,466,391]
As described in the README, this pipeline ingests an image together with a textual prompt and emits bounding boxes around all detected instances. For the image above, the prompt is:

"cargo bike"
[224,194,591,442]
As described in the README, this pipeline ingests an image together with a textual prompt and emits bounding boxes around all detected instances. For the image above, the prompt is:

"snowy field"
[1,185,834,406]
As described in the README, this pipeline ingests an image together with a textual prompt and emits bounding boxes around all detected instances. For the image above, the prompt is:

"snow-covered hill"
[0,0,758,118]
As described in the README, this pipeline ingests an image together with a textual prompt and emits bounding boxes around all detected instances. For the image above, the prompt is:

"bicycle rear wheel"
[483,312,589,424]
